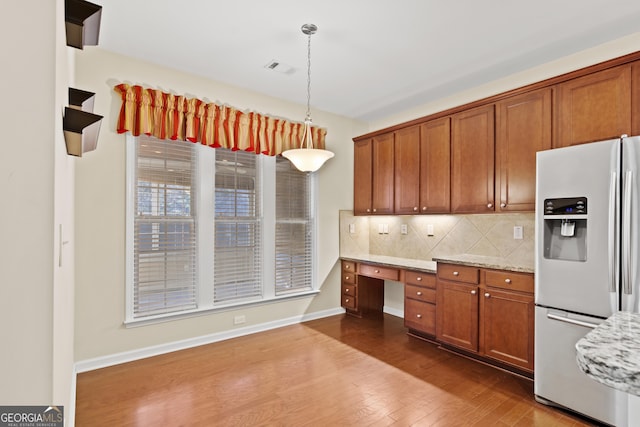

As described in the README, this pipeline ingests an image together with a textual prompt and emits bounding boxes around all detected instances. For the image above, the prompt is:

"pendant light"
[282,23,334,172]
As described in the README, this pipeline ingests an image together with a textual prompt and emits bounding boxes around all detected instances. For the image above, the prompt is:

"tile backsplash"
[339,210,534,266]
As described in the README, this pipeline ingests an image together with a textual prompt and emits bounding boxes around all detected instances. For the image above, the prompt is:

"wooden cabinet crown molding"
[353,50,640,143]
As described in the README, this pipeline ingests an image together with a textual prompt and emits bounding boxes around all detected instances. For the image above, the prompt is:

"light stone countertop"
[340,253,534,275]
[576,311,640,397]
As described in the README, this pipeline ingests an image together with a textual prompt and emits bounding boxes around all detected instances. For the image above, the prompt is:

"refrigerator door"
[535,139,620,317]
[534,307,628,426]
[621,136,640,313]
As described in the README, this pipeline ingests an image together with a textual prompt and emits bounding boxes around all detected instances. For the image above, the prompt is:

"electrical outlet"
[234,315,246,325]
[513,225,523,240]
[401,224,408,235]
[349,223,356,234]
[383,224,389,234]
[378,224,385,234]
[427,224,434,236]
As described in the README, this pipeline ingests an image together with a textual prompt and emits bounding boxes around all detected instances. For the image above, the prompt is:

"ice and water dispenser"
[542,197,587,261]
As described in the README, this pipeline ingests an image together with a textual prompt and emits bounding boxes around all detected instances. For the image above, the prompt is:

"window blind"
[275,157,313,294]
[214,149,262,303]
[133,137,197,317]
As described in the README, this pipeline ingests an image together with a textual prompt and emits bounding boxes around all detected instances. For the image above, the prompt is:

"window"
[126,135,317,322]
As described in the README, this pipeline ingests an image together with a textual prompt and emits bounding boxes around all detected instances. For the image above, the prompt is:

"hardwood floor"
[75,314,598,426]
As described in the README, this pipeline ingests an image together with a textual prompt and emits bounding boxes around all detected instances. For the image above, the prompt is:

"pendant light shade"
[282,23,334,172]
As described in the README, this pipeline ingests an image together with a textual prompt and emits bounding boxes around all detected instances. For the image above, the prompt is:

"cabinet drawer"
[437,264,479,284]
[404,299,436,334]
[342,272,356,284]
[405,284,436,303]
[404,271,436,288]
[342,294,357,310]
[341,283,357,297]
[359,263,400,281]
[342,260,356,272]
[485,270,534,293]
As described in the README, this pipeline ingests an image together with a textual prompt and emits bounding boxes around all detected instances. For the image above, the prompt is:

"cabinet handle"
[416,314,422,319]
[366,208,371,213]
[345,288,350,293]
[416,291,423,296]
[471,290,477,295]
[422,206,427,211]
[500,203,506,208]
[345,265,350,269]
[453,271,459,276]
[345,298,350,303]
[345,276,350,280]
[413,207,418,211]
[487,203,493,209]
[373,208,377,213]
[417,276,422,281]
[374,269,380,273]
[484,292,491,298]
[504,278,512,284]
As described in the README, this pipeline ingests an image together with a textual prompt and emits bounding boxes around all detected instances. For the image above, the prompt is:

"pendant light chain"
[306,30,312,121]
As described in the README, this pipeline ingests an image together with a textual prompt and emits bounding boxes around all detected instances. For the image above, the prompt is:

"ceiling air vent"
[264,60,295,75]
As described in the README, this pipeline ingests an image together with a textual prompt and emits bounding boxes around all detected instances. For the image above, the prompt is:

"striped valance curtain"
[114,83,327,156]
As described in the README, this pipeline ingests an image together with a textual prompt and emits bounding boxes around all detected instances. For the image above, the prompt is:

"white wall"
[73,48,367,362]
[0,0,76,414]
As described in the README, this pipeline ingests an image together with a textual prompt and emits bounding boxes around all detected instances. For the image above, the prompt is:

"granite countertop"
[576,311,640,397]
[340,253,534,274]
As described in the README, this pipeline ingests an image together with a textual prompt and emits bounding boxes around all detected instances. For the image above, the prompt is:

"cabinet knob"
[487,203,493,209]
[500,203,506,208]
[484,292,491,298]
[417,276,422,281]
[345,298,350,303]
[366,208,371,213]
[453,271,459,276]
[416,291,423,296]
[373,208,377,213]
[504,278,512,284]
[416,314,422,319]
[374,269,380,273]
[471,290,477,295]
[422,206,427,211]
[345,288,350,293]
[345,265,350,269]
[413,207,418,211]
[345,276,350,280]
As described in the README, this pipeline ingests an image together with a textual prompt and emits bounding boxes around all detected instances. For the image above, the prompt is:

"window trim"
[125,134,320,326]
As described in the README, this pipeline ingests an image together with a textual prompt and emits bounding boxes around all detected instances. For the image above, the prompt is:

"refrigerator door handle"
[623,170,633,295]
[608,172,617,293]
[546,313,599,329]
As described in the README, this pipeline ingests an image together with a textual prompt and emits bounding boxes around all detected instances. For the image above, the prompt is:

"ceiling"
[96,0,640,122]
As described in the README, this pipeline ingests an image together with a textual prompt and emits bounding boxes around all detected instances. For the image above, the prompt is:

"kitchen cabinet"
[632,61,640,136]
[404,270,437,336]
[451,105,495,213]
[353,139,372,215]
[555,65,631,148]
[394,125,421,214]
[419,118,451,213]
[495,88,552,212]
[341,261,385,317]
[371,133,395,214]
[437,263,535,373]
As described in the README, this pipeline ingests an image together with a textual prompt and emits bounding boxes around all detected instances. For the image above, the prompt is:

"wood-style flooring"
[75,314,599,426]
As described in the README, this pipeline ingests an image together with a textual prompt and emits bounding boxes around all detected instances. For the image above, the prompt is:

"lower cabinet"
[341,260,384,317]
[436,263,534,373]
[403,271,437,336]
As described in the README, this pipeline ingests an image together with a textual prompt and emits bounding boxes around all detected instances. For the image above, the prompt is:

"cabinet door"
[353,139,372,215]
[451,105,495,213]
[436,280,479,352]
[394,125,421,214]
[371,132,395,214]
[420,117,451,213]
[480,288,534,371]
[633,61,640,136]
[495,88,552,212]
[556,65,631,148]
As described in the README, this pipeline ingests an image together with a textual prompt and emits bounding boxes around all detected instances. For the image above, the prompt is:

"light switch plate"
[513,225,523,240]
[349,223,356,234]
[401,224,408,235]
[378,224,384,234]
[383,224,389,234]
[427,224,434,236]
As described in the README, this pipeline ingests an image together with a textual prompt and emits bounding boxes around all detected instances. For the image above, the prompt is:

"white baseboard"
[383,305,404,318]
[75,307,344,374]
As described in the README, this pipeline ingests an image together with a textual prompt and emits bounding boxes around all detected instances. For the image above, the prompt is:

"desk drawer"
[342,260,356,273]
[404,299,436,335]
[341,283,357,297]
[342,272,356,284]
[405,284,436,303]
[437,264,479,284]
[485,270,534,293]
[342,294,357,310]
[359,263,399,281]
[405,271,436,288]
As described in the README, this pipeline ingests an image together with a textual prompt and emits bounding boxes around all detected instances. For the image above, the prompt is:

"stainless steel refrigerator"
[535,135,640,426]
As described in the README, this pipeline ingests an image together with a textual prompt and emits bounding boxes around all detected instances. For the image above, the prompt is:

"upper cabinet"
[555,65,631,148]
[632,61,640,136]
[371,132,395,215]
[353,139,373,215]
[394,125,421,214]
[451,105,495,213]
[495,88,552,212]
[420,118,451,213]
